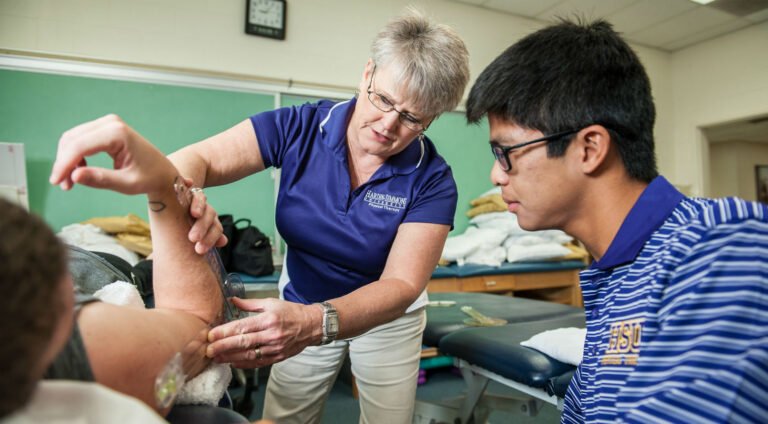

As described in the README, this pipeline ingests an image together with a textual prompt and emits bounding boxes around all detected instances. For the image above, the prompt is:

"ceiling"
[450,0,768,51]
[705,115,768,143]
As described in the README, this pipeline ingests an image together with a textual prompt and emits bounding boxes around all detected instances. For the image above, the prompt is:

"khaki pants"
[262,308,426,424]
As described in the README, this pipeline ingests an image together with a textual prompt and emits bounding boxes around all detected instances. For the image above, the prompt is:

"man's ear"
[575,124,612,174]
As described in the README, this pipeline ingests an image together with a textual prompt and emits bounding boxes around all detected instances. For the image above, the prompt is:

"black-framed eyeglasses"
[490,129,579,172]
[366,66,428,132]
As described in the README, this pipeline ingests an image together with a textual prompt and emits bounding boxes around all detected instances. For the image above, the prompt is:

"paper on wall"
[0,143,29,210]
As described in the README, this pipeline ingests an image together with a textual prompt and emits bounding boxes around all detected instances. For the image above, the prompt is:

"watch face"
[248,0,283,29]
[327,319,339,334]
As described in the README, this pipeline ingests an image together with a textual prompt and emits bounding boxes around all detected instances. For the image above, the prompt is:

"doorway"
[703,115,768,202]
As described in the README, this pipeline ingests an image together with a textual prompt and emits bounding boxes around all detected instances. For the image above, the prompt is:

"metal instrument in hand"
[174,178,246,323]
[461,305,507,327]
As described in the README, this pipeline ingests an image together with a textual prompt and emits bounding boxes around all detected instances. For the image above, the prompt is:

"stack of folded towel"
[442,187,587,266]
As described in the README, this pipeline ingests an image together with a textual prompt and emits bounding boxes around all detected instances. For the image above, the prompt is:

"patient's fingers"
[56,157,87,191]
[51,115,119,182]
[51,117,110,187]
[50,115,130,188]
[70,166,140,195]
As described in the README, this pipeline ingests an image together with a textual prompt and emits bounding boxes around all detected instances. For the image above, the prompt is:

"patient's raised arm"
[51,114,224,411]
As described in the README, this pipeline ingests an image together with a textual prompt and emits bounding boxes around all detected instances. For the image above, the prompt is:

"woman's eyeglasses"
[366,66,427,132]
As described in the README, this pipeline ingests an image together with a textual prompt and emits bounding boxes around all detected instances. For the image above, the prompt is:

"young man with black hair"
[466,19,768,423]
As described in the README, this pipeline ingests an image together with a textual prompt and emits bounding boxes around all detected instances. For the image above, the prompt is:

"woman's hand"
[183,183,228,255]
[205,298,322,368]
[49,114,177,197]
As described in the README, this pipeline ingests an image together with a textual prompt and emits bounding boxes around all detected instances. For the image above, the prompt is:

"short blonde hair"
[371,7,469,118]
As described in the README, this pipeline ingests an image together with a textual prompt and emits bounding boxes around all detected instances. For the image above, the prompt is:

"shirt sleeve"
[618,219,768,423]
[45,323,96,382]
[250,105,305,169]
[402,165,458,227]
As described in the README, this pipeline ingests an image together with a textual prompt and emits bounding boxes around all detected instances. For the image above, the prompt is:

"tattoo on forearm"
[149,201,166,212]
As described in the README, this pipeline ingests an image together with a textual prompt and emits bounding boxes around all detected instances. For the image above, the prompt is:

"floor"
[232,365,562,423]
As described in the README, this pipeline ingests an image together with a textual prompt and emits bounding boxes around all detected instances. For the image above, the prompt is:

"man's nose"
[490,160,507,186]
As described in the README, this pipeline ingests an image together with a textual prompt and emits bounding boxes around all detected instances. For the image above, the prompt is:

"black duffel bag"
[229,218,274,277]
[217,214,237,268]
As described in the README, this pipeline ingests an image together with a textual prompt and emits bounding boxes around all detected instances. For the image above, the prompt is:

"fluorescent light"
[690,0,716,4]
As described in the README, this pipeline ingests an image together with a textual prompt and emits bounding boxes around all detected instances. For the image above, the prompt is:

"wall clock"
[245,0,286,40]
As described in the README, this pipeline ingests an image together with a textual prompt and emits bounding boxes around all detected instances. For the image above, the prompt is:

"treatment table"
[420,292,585,423]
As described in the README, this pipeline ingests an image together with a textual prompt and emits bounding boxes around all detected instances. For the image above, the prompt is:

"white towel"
[93,281,232,405]
[93,281,144,309]
[506,243,572,263]
[175,363,232,406]
[520,327,586,366]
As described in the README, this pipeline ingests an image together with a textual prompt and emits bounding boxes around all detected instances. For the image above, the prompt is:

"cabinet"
[427,262,583,306]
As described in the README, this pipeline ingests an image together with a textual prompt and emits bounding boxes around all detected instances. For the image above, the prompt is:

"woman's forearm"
[330,277,425,340]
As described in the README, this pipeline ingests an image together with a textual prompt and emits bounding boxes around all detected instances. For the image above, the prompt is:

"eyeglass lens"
[491,145,512,171]
[367,67,424,131]
[368,92,423,131]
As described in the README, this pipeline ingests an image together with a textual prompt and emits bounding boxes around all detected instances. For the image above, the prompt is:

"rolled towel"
[175,363,232,406]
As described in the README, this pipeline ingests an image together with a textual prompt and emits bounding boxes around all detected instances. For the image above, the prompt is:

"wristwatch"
[318,301,339,345]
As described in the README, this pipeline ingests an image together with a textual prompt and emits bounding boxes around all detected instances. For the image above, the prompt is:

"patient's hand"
[50,114,177,198]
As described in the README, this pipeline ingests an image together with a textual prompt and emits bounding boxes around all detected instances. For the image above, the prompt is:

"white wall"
[710,141,768,201]
[1,0,551,92]
[671,22,768,196]
[0,0,683,182]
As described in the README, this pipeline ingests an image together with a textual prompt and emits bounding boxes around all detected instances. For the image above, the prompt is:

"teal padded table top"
[236,260,586,285]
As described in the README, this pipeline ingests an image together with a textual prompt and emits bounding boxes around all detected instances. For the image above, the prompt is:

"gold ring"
[254,347,262,360]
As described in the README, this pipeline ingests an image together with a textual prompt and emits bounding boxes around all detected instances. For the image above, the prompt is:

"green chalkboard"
[0,69,276,235]
[426,111,492,234]
[0,68,491,239]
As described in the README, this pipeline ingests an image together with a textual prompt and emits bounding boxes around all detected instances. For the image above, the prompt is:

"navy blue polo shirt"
[562,176,768,423]
[251,98,457,305]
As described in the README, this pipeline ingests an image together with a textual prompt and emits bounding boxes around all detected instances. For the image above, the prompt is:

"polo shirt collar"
[318,96,425,176]
[593,176,684,270]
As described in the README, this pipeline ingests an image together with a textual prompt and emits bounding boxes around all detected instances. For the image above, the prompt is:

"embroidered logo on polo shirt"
[364,190,408,213]
[601,318,643,366]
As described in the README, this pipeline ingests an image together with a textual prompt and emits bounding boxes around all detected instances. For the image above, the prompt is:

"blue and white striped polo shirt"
[562,176,768,423]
